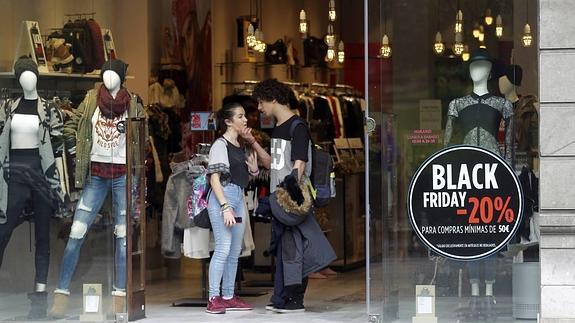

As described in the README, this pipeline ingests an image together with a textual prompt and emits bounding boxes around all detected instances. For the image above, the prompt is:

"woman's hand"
[246,149,258,173]
[239,127,256,145]
[223,208,236,227]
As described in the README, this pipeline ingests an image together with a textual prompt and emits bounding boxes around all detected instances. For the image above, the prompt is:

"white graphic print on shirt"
[91,108,127,164]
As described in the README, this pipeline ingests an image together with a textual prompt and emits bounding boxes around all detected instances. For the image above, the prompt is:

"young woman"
[206,102,258,314]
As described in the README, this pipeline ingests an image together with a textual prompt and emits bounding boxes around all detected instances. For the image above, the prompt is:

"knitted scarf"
[97,85,130,119]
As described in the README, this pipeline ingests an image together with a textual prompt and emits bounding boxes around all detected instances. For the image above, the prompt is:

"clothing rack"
[64,12,96,19]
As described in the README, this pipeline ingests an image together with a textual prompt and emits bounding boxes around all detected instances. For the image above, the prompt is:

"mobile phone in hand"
[234,217,243,223]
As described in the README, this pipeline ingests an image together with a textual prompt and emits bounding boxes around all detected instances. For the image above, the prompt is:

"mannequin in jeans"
[49,60,144,318]
[0,58,65,319]
[445,49,513,320]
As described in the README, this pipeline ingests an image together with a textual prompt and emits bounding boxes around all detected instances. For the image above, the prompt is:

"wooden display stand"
[14,21,49,73]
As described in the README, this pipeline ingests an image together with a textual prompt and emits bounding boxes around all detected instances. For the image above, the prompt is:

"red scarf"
[97,85,131,119]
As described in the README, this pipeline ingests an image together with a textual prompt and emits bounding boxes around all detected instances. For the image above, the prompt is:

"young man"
[241,79,312,312]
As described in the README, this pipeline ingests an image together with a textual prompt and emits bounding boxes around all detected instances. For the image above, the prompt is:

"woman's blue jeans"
[56,175,127,294]
[207,183,246,299]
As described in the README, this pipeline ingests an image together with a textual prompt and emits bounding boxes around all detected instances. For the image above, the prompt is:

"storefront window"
[0,3,134,320]
[366,0,540,321]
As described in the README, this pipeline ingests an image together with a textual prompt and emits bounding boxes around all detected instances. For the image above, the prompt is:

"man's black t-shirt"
[271,115,310,162]
[270,115,310,192]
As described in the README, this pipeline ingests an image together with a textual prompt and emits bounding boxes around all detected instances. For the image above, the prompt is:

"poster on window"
[190,112,216,131]
[407,145,523,261]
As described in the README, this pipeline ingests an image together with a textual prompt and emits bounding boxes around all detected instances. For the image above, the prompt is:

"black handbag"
[303,36,328,67]
[193,208,212,229]
[265,39,288,64]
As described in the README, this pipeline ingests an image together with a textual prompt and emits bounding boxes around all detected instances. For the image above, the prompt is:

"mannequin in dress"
[444,49,514,320]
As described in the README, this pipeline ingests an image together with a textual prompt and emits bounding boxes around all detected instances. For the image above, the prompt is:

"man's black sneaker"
[265,304,276,311]
[272,303,305,313]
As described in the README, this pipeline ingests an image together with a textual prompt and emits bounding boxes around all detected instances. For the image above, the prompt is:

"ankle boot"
[27,292,47,319]
[48,293,69,318]
[113,295,126,313]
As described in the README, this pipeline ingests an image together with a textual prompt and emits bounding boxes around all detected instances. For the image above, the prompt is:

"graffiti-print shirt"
[90,107,127,164]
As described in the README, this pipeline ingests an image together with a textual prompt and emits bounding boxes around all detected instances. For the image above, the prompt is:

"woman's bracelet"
[249,168,260,176]
[220,202,230,209]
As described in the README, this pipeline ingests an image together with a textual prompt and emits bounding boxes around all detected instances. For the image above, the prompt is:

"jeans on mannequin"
[55,175,127,295]
[207,183,246,299]
[0,180,53,289]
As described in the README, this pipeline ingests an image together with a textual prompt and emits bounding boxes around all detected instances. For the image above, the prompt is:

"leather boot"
[27,292,47,319]
[48,293,69,319]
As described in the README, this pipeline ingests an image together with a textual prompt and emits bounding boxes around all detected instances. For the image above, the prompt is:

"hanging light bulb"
[522,23,533,47]
[328,0,336,22]
[455,10,463,33]
[325,23,335,47]
[479,42,487,49]
[433,31,445,55]
[259,30,266,53]
[246,23,256,49]
[484,8,493,25]
[337,40,345,63]
[378,34,392,58]
[495,14,503,38]
[299,10,308,35]
[462,45,470,61]
[478,25,485,42]
[453,32,464,56]
[326,45,336,62]
[473,23,480,39]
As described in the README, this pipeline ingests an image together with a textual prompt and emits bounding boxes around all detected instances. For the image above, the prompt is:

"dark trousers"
[270,238,309,307]
[0,180,52,285]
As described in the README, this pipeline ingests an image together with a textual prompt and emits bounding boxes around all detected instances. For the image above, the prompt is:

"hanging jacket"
[0,98,66,223]
[270,192,337,286]
[514,94,539,154]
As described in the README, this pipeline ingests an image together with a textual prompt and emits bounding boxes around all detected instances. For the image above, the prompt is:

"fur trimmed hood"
[270,183,313,227]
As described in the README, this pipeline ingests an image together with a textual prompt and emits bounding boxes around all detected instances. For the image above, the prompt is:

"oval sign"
[407,145,524,261]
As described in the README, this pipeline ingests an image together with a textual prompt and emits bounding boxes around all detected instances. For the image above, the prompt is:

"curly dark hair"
[252,78,292,105]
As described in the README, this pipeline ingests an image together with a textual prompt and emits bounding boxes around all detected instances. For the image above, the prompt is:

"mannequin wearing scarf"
[50,60,145,318]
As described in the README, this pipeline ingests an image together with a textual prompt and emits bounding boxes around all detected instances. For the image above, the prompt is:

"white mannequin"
[19,71,39,100]
[102,70,121,98]
[469,60,492,96]
[498,76,519,103]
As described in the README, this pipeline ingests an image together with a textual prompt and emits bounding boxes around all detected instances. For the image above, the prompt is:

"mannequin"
[0,57,66,319]
[497,64,538,169]
[49,59,145,318]
[444,49,514,320]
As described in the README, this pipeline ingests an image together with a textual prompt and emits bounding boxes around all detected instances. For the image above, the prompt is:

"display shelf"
[0,71,135,79]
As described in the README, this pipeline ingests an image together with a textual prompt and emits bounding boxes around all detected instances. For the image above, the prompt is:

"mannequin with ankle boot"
[49,59,145,318]
[444,49,514,320]
[0,57,66,319]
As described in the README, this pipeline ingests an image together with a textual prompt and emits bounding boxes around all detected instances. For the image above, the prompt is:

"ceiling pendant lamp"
[328,0,336,22]
[484,8,493,25]
[522,1,533,47]
[433,32,445,55]
[495,14,503,38]
[299,9,308,35]
[337,40,345,63]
